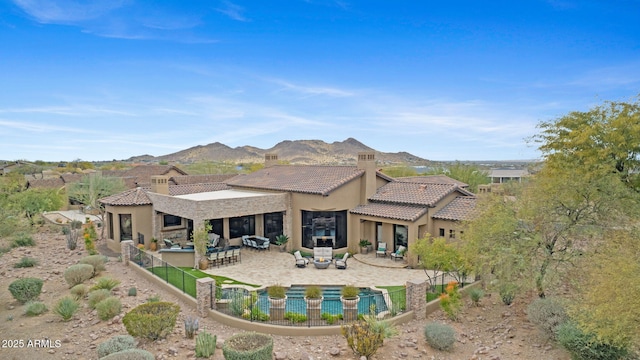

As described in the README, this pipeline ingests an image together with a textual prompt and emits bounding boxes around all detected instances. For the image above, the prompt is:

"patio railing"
[127,243,198,298]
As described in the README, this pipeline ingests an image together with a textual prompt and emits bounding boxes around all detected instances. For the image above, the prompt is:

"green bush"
[100,349,155,360]
[70,284,90,300]
[527,297,568,340]
[96,297,122,321]
[321,313,343,325]
[146,295,160,303]
[64,263,95,287]
[499,283,517,305]
[424,322,456,351]
[24,301,48,316]
[97,335,137,358]
[556,322,629,360]
[53,296,79,321]
[79,255,107,276]
[341,320,384,359]
[11,233,35,247]
[284,312,307,323]
[88,289,112,309]
[222,332,273,360]
[8,277,43,303]
[195,330,216,358]
[92,277,121,291]
[468,287,484,306]
[122,302,180,341]
[128,287,137,296]
[14,256,39,268]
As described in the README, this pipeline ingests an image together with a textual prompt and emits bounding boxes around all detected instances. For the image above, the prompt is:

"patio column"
[406,279,428,320]
[121,240,134,266]
[196,277,216,318]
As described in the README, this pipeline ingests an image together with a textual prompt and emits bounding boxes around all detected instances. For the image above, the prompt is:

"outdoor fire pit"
[313,257,331,269]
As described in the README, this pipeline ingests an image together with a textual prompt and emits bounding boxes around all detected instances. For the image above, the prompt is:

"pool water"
[256,285,388,316]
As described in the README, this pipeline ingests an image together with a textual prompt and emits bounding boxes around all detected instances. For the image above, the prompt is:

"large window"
[264,212,284,241]
[208,218,224,238]
[229,215,255,238]
[107,212,114,239]
[119,214,132,241]
[394,224,408,251]
[163,214,183,228]
[301,210,347,249]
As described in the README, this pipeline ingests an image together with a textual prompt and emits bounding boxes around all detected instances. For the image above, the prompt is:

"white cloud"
[216,1,249,22]
[11,0,126,23]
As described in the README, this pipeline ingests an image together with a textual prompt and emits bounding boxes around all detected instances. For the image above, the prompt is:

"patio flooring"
[201,248,429,288]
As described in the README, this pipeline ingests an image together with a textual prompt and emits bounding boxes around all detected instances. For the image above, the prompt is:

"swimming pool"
[255,285,389,316]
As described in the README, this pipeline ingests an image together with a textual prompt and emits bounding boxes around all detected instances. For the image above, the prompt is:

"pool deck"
[200,248,431,288]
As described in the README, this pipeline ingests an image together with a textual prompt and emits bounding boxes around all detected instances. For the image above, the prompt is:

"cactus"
[195,330,216,358]
[184,315,199,339]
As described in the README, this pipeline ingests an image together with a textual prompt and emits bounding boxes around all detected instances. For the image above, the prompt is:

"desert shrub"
[321,313,343,325]
[64,263,94,287]
[128,287,137,296]
[439,281,462,321]
[284,312,307,323]
[499,283,517,305]
[556,321,629,360]
[241,307,269,322]
[14,256,39,268]
[70,284,90,300]
[424,322,456,351]
[88,289,112,309]
[222,332,273,360]
[527,297,568,340]
[363,314,398,340]
[96,297,122,321]
[24,301,48,316]
[184,316,199,339]
[341,320,384,359]
[146,295,160,303]
[468,287,484,306]
[92,277,121,291]
[97,335,137,358]
[8,277,43,303]
[100,349,155,360]
[79,254,107,276]
[195,330,216,358]
[53,296,79,321]
[12,233,35,247]
[122,302,180,341]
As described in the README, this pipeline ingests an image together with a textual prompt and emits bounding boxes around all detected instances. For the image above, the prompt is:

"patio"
[200,248,427,288]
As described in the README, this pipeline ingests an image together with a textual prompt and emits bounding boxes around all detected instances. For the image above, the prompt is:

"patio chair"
[390,245,406,261]
[208,252,220,268]
[294,251,309,268]
[376,242,387,257]
[231,248,240,263]
[335,252,349,269]
[257,239,270,251]
[164,239,181,249]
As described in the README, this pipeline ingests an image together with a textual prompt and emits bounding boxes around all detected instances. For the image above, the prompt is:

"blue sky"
[1,1,639,162]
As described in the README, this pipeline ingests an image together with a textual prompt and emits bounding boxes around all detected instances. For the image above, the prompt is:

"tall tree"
[411,235,468,289]
[533,97,640,191]
[8,188,64,226]
[424,162,490,193]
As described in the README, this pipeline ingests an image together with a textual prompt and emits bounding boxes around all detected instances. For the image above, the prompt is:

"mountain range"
[127,138,430,165]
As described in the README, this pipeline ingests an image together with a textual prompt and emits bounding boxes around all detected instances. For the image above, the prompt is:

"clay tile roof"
[432,196,477,221]
[226,165,365,196]
[99,187,152,206]
[350,203,428,222]
[395,175,468,187]
[60,173,84,184]
[370,182,462,207]
[99,183,230,206]
[171,174,238,185]
[121,165,188,187]
[27,178,65,189]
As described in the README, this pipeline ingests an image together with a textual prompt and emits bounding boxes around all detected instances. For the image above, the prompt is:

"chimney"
[150,175,169,195]
[357,151,377,203]
[265,153,279,168]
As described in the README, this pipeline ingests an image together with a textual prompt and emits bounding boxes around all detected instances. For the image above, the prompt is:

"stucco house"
[99,152,476,267]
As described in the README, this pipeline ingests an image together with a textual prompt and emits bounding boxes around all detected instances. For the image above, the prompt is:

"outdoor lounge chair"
[335,252,349,269]
[164,239,181,249]
[376,242,387,257]
[390,245,406,261]
[294,251,309,268]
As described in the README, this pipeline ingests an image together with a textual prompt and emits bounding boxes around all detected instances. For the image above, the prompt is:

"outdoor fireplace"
[312,236,334,247]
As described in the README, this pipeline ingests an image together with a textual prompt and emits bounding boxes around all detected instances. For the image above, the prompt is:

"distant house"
[99,152,477,267]
[487,168,529,183]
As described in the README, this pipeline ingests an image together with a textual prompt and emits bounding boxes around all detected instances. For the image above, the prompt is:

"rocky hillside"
[128,138,429,165]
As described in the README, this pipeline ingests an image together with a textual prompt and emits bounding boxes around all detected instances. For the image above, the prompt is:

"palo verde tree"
[410,235,469,290]
[533,96,640,192]
[8,188,65,226]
